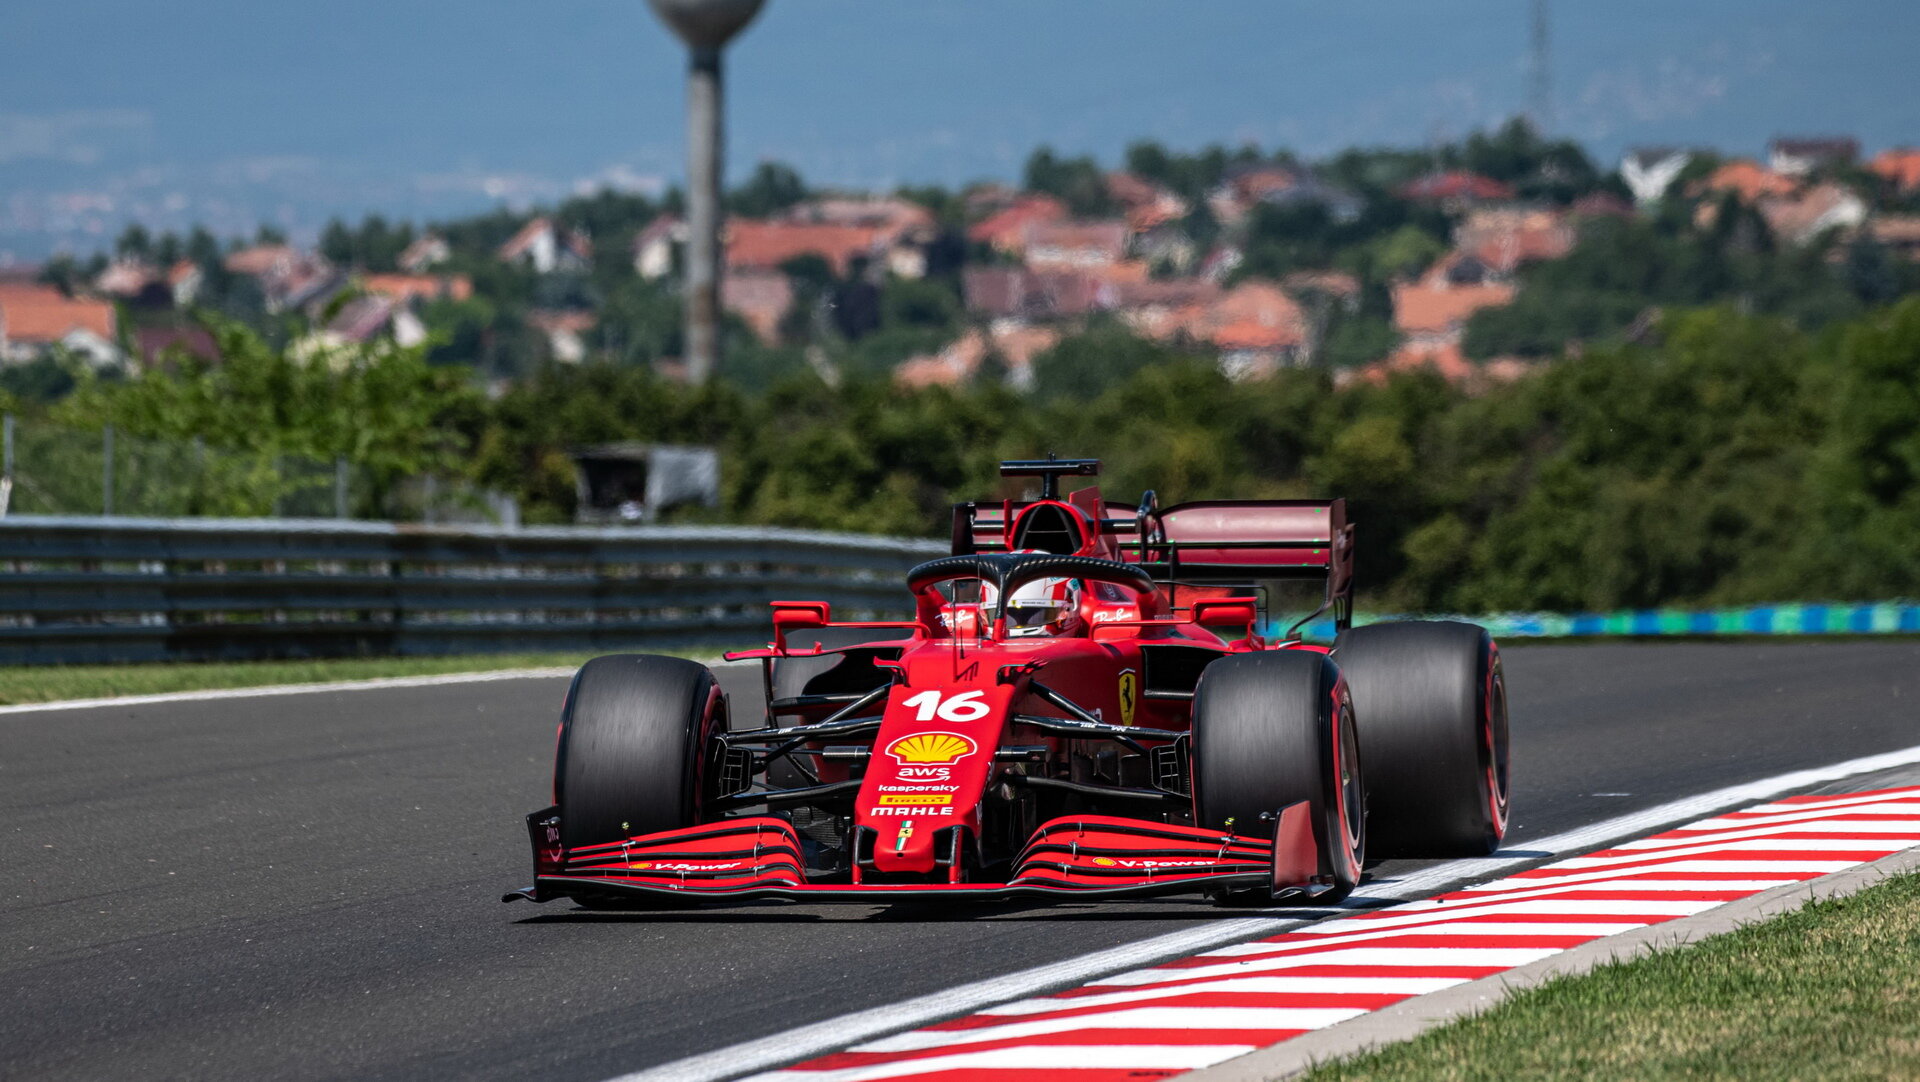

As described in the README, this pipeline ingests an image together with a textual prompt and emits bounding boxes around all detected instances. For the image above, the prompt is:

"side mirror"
[770,600,831,650]
[1191,598,1259,638]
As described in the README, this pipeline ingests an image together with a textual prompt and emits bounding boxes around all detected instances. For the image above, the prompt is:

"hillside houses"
[11,127,1917,396]
[498,218,592,274]
[0,283,118,365]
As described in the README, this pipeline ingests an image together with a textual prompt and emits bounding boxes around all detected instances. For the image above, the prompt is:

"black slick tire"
[1191,650,1365,905]
[554,653,722,851]
[1334,621,1510,858]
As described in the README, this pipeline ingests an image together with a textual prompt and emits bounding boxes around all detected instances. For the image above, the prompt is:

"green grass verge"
[1307,869,1920,1081]
[0,650,734,705]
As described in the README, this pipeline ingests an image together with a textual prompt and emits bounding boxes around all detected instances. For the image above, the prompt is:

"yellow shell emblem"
[887,732,978,765]
[1090,856,1118,867]
[630,861,654,870]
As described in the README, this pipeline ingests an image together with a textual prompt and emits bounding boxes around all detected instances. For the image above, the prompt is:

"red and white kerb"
[746,786,1920,1082]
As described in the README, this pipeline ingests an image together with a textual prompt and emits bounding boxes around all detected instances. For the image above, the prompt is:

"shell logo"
[1090,856,1118,867]
[886,732,978,766]
[630,861,654,870]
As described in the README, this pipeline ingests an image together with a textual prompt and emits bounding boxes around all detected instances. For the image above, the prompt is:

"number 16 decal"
[901,689,991,722]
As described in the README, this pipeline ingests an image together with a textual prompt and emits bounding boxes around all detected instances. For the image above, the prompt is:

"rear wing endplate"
[1128,498,1354,633]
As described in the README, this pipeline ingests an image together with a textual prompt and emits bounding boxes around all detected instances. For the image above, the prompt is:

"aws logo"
[886,732,978,766]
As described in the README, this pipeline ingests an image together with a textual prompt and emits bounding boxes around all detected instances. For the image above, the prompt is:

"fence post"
[1,413,12,517]
[102,424,114,516]
[334,457,349,520]
[192,437,205,515]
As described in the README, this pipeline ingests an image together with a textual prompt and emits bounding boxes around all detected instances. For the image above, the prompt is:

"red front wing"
[505,804,1330,904]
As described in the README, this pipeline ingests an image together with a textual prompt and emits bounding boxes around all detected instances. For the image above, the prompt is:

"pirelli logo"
[878,794,953,807]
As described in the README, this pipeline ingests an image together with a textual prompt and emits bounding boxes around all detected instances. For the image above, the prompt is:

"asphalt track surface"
[5,641,1920,1082]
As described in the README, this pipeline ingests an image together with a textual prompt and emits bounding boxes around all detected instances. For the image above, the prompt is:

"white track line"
[0,655,743,716]
[0,667,577,715]
[604,739,1920,1082]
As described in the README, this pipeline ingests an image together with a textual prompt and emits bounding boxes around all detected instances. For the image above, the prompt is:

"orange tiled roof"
[1399,171,1516,202]
[1384,341,1472,380]
[1023,219,1129,265]
[1280,270,1361,298]
[1350,344,1534,389]
[499,218,551,261]
[361,273,473,304]
[727,221,881,276]
[1456,208,1575,274]
[895,324,1060,388]
[0,283,116,343]
[1131,278,1307,350]
[1698,160,1798,202]
[786,197,934,237]
[498,218,591,263]
[1107,173,1188,232]
[967,195,1068,251]
[1756,182,1866,243]
[527,309,596,335]
[1211,319,1297,351]
[1392,280,1516,336]
[1870,149,1920,192]
[224,245,296,277]
[95,261,156,297]
[1084,260,1150,286]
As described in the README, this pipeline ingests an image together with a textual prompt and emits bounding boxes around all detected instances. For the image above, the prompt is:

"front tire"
[1191,651,1365,904]
[1335,621,1510,858]
[554,654,723,851]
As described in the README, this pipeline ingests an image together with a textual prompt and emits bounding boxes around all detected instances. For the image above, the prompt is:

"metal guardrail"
[0,516,946,666]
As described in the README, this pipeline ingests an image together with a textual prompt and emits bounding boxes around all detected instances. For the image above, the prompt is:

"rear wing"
[1126,498,1354,634]
[947,459,1353,634]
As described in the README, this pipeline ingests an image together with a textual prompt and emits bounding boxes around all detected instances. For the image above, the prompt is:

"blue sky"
[1,1,1916,256]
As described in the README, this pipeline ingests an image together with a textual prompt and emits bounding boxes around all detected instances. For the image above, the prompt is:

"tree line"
[13,295,1915,613]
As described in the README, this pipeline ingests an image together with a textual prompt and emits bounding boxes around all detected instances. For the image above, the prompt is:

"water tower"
[648,0,767,384]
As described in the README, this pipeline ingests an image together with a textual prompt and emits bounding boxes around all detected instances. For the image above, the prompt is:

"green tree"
[1028,324,1197,402]
[729,161,808,218]
[1023,147,1118,216]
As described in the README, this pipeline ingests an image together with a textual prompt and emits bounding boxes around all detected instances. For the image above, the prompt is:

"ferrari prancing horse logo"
[1117,670,1138,727]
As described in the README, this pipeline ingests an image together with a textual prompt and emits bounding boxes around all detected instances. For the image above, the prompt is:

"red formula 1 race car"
[505,458,1510,908]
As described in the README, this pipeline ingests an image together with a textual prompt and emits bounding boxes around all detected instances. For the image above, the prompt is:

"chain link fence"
[0,414,515,525]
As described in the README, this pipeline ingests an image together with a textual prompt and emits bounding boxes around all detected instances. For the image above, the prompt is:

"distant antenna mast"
[1528,0,1553,132]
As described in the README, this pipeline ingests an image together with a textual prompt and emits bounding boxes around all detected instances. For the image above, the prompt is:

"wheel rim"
[1338,700,1364,848]
[1483,667,1511,831]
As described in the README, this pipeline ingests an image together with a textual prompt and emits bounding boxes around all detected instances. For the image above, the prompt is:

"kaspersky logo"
[885,732,978,766]
[878,793,953,807]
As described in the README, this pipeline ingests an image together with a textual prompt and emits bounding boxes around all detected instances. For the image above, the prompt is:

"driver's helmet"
[984,574,1083,637]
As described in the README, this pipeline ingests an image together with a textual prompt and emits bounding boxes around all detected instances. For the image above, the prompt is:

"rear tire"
[1191,651,1364,905]
[555,654,722,851]
[1335,621,1510,858]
